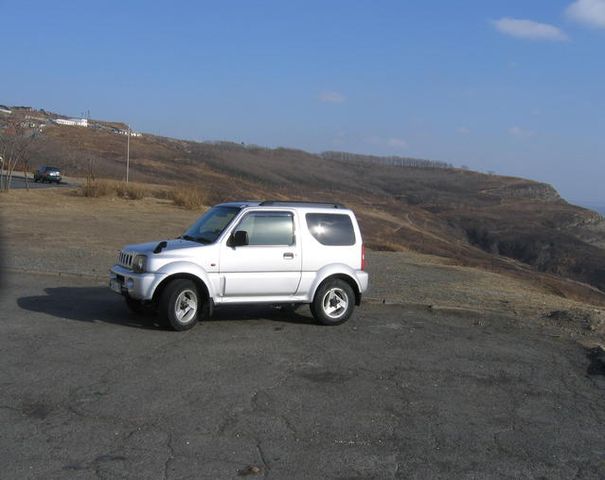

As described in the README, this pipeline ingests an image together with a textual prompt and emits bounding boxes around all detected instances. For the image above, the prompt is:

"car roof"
[215,200,347,210]
[216,201,263,208]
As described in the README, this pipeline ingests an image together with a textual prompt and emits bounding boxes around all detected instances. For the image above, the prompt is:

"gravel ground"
[1,272,604,479]
[2,188,604,341]
[2,189,605,479]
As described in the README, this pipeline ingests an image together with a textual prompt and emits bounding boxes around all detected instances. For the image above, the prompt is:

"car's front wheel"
[159,279,200,331]
[310,278,355,326]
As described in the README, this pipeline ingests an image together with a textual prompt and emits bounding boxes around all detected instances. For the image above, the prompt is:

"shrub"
[168,188,210,209]
[77,178,213,209]
[116,182,146,200]
[79,179,151,199]
[79,179,114,197]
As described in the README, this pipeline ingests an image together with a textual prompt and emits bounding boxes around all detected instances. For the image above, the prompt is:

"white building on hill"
[112,127,142,137]
[55,118,88,127]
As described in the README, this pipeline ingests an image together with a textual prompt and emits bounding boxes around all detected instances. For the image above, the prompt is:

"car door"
[219,210,302,297]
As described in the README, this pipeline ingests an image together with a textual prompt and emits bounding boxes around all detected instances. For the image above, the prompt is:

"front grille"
[118,251,134,269]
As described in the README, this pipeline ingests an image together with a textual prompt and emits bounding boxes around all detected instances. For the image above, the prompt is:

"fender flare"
[308,264,362,305]
[152,261,216,299]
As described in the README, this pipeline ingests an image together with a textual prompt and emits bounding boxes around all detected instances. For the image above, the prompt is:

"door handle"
[283,252,294,259]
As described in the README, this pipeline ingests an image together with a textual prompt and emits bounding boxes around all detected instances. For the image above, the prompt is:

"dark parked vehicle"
[34,166,62,183]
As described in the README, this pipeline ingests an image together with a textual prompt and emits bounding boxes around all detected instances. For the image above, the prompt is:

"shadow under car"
[17,286,316,330]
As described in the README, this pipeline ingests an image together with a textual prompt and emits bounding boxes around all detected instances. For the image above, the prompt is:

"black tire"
[159,279,201,331]
[125,296,155,315]
[310,278,355,326]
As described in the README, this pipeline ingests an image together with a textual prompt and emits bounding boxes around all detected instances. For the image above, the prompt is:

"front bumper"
[109,265,167,300]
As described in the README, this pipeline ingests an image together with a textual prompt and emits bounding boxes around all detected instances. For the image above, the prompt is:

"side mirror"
[229,230,249,247]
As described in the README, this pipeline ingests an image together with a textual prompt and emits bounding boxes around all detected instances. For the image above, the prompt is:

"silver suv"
[109,201,368,330]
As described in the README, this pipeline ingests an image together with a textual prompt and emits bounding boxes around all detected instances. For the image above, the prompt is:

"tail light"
[361,243,366,270]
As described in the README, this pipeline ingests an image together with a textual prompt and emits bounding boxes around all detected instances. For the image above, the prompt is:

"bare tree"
[22,159,30,191]
[0,118,38,192]
[320,151,452,169]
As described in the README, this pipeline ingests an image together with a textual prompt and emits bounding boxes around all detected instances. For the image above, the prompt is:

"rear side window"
[306,213,356,246]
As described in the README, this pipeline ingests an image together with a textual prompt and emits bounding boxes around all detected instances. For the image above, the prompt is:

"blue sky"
[2,0,604,202]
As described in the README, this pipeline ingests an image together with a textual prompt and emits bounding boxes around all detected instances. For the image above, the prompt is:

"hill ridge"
[2,105,605,304]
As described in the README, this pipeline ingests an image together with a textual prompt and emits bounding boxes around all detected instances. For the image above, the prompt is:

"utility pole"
[126,125,130,183]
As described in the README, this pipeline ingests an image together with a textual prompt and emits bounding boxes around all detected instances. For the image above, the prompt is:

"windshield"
[181,206,240,244]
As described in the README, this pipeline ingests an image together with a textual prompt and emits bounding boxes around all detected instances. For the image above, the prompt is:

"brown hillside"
[12,117,605,306]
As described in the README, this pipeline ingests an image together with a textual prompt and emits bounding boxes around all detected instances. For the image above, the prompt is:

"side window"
[236,212,294,246]
[306,213,356,246]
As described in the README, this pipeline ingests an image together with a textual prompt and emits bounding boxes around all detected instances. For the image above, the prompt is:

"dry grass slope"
[6,117,605,307]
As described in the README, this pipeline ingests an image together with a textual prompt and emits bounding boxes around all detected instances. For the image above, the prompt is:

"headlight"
[132,254,147,273]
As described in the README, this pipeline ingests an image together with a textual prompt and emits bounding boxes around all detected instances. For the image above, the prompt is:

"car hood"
[123,239,206,257]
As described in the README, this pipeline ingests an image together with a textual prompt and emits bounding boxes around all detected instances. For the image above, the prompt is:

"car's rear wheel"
[159,279,200,331]
[310,278,355,326]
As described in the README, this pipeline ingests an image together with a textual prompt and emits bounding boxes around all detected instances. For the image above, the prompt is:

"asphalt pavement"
[1,272,604,479]
[7,175,71,190]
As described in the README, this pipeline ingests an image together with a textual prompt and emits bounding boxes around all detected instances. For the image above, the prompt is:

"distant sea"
[576,202,605,216]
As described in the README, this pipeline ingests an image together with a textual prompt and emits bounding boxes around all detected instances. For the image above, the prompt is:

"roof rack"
[259,200,345,209]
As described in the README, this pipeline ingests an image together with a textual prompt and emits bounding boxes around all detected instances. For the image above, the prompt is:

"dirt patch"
[544,309,605,334]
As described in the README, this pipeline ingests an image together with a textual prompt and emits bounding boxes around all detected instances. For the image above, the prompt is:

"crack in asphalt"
[162,431,175,480]
[256,443,270,478]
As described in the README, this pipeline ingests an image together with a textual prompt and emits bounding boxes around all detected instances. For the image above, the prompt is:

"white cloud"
[319,91,346,103]
[566,0,605,28]
[508,126,535,138]
[386,138,408,149]
[366,136,408,151]
[492,18,569,41]
[457,127,471,135]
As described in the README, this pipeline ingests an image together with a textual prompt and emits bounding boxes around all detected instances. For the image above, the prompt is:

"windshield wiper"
[179,234,210,244]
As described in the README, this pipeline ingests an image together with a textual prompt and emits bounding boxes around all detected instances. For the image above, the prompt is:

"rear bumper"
[109,265,167,300]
